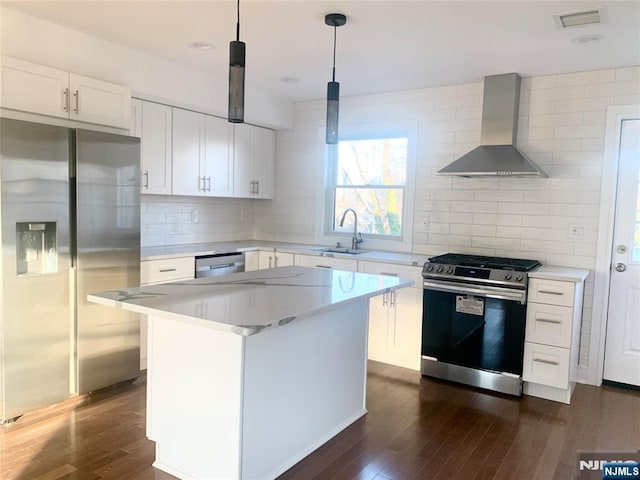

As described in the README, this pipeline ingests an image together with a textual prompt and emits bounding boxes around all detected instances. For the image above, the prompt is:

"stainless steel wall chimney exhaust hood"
[437,73,548,178]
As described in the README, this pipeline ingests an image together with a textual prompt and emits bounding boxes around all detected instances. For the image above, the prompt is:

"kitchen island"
[88,266,412,480]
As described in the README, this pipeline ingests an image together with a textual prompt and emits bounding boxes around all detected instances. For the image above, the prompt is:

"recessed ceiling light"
[188,42,214,50]
[279,77,300,84]
[571,34,605,45]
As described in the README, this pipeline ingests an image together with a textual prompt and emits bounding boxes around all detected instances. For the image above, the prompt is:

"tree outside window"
[332,137,408,238]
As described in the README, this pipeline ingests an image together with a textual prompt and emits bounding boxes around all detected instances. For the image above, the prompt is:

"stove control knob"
[436,266,444,273]
[514,273,524,282]
[504,272,512,280]
[426,265,434,272]
[446,266,454,274]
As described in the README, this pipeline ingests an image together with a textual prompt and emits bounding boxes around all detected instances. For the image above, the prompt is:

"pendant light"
[325,13,347,144]
[228,0,245,123]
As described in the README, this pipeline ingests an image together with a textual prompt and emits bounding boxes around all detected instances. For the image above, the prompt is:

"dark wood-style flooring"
[2,361,639,480]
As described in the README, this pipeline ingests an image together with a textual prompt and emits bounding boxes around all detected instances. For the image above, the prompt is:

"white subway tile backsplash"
[556,69,615,87]
[456,106,482,119]
[523,75,557,90]
[451,201,498,214]
[615,66,640,81]
[475,190,523,202]
[498,203,549,215]
[529,112,583,127]
[556,97,614,113]
[554,125,604,139]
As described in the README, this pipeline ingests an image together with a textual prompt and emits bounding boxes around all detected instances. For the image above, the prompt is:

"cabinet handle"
[249,181,254,194]
[533,358,559,366]
[536,317,562,325]
[380,272,398,277]
[206,176,211,192]
[143,170,149,189]
[538,290,564,296]
[255,180,260,195]
[382,293,387,306]
[274,256,278,267]
[390,291,396,307]
[63,88,70,112]
[315,265,331,269]
[268,256,273,268]
[159,268,177,273]
[73,90,79,114]
[198,176,204,191]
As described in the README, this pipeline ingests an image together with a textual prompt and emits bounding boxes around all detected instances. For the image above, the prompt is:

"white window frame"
[315,121,417,253]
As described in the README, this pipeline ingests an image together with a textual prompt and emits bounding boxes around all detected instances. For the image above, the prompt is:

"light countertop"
[141,241,431,267]
[88,266,413,336]
[529,265,590,283]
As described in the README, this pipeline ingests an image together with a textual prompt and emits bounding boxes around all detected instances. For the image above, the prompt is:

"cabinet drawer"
[523,342,570,389]
[358,261,422,288]
[528,278,575,307]
[141,256,195,285]
[294,254,357,272]
[525,303,573,348]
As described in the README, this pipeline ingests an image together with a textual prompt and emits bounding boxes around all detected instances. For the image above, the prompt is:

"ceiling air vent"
[554,7,608,29]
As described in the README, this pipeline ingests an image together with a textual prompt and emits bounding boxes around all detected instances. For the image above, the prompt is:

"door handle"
[73,90,79,113]
[63,88,70,112]
[615,263,627,273]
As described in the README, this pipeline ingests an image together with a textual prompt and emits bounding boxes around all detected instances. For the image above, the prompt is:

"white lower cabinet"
[244,251,260,271]
[358,261,423,371]
[294,254,357,272]
[523,277,585,404]
[140,256,195,369]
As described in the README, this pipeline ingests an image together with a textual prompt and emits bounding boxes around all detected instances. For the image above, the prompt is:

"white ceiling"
[3,1,639,102]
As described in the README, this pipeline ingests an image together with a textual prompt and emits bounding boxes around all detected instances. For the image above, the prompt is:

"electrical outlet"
[191,209,199,223]
[568,223,585,239]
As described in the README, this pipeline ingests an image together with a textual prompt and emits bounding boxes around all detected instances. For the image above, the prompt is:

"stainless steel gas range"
[421,253,541,396]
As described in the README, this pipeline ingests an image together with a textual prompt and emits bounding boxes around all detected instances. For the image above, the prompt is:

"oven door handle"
[423,280,526,303]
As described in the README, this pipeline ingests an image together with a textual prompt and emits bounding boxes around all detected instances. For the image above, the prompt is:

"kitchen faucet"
[339,208,363,250]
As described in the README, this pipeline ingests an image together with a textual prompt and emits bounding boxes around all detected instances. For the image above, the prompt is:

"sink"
[311,247,364,255]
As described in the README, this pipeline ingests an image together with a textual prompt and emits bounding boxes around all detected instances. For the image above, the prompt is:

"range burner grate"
[428,253,541,272]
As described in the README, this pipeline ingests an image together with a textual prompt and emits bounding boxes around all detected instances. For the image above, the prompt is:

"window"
[329,134,410,240]
[318,123,417,251]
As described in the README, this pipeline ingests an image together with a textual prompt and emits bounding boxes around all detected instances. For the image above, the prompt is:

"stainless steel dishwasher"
[195,252,245,278]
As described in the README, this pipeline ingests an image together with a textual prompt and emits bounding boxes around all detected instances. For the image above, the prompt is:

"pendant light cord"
[332,25,337,82]
[236,0,240,41]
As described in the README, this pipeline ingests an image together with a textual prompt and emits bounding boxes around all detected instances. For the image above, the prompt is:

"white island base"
[146,299,369,480]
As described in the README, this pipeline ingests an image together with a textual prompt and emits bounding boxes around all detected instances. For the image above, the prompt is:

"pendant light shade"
[228,0,245,123]
[326,81,340,144]
[325,13,347,145]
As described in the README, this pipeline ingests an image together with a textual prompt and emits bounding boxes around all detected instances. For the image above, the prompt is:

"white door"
[172,108,204,196]
[69,73,130,128]
[204,115,233,197]
[141,101,172,195]
[232,123,254,198]
[603,118,640,386]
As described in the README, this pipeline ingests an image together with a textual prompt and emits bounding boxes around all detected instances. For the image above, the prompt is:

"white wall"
[254,66,640,368]
[0,8,292,129]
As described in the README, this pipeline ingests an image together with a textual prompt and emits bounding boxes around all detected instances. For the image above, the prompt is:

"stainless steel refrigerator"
[0,118,140,422]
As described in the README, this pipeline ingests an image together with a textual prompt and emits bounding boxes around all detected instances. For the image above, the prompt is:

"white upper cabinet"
[171,108,233,197]
[1,56,131,128]
[172,108,205,196]
[251,125,275,199]
[233,123,275,199]
[140,101,173,195]
[204,115,233,197]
